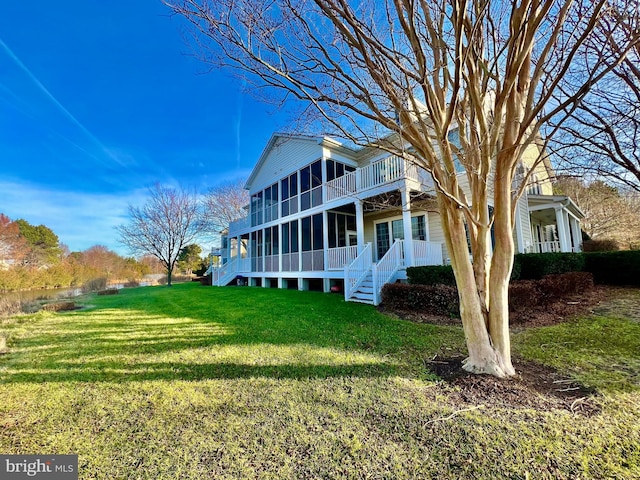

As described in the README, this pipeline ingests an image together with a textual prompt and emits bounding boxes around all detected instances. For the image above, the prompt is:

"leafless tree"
[166,0,640,377]
[551,7,640,191]
[555,176,640,247]
[117,184,204,286]
[202,179,249,233]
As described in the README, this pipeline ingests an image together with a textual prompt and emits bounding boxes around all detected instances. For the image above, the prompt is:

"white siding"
[427,212,449,262]
[249,138,323,194]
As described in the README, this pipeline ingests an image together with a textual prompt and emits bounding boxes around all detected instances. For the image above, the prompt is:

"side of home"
[216,133,584,304]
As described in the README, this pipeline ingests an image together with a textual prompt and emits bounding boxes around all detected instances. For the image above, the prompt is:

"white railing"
[325,156,421,202]
[412,240,443,266]
[326,171,357,202]
[327,245,359,270]
[344,243,373,300]
[530,241,561,253]
[212,257,238,286]
[360,156,419,190]
[372,240,405,305]
[228,216,250,234]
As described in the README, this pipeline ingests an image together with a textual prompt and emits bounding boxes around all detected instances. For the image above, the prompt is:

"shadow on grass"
[0,284,446,384]
[2,360,398,383]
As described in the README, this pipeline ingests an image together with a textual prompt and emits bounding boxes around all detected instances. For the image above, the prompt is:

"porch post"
[569,216,582,252]
[514,202,525,254]
[401,188,414,266]
[555,207,570,252]
[355,200,365,254]
[322,210,330,271]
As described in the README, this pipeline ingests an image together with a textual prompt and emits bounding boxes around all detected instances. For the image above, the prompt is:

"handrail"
[344,243,372,300]
[372,240,405,305]
[327,245,359,270]
[212,257,239,286]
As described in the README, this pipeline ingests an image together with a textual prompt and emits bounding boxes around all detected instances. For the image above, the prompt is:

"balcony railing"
[529,241,561,253]
[326,155,421,202]
[228,216,250,233]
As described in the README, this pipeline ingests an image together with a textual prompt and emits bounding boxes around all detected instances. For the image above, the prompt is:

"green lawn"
[1,283,638,479]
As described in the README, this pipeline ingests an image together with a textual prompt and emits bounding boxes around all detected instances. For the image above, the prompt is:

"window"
[328,212,356,248]
[447,129,464,173]
[281,173,298,217]
[411,215,426,240]
[250,191,263,227]
[264,183,279,223]
[301,214,323,271]
[326,160,354,182]
[300,160,322,211]
[281,220,299,272]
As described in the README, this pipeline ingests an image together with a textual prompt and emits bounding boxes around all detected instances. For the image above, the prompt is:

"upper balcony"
[325,155,427,202]
[227,155,430,236]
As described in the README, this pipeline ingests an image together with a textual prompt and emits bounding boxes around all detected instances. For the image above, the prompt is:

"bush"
[42,302,77,312]
[582,239,619,252]
[508,280,541,312]
[516,252,585,280]
[97,288,119,296]
[381,283,459,317]
[537,272,594,302]
[384,272,594,319]
[123,280,140,288]
[406,266,456,286]
[83,277,107,293]
[584,250,640,286]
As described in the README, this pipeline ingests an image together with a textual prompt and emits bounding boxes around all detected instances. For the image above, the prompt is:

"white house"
[215,133,584,304]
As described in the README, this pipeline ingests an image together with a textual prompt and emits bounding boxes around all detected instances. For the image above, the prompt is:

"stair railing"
[344,243,373,301]
[372,240,405,305]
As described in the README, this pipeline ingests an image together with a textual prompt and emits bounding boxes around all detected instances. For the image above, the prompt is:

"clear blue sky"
[0,1,287,254]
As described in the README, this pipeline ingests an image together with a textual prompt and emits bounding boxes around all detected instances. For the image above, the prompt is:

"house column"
[514,202,525,254]
[555,207,570,252]
[322,210,330,271]
[401,188,414,266]
[355,200,365,254]
[569,215,582,252]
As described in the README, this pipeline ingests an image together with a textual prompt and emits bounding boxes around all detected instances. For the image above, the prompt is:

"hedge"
[382,272,595,319]
[514,252,586,280]
[584,251,640,286]
[406,265,456,286]
[407,250,640,286]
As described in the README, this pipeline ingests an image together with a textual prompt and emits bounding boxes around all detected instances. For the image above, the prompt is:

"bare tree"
[551,8,640,191]
[117,184,204,286]
[202,179,249,233]
[555,176,640,247]
[166,0,639,377]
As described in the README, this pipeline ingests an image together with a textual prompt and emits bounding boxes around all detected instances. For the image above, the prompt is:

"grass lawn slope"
[1,283,638,479]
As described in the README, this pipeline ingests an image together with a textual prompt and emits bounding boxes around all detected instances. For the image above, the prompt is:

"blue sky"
[0,1,287,254]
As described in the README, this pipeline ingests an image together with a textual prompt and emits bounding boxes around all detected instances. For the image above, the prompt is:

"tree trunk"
[439,195,513,378]
[166,268,172,287]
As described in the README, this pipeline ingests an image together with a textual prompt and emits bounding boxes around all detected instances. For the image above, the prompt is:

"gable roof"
[244,133,357,190]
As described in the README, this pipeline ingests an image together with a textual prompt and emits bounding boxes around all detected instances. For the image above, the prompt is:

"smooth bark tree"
[167,0,639,376]
[117,184,204,286]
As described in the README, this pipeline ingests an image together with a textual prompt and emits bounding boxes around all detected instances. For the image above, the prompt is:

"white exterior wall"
[248,137,324,194]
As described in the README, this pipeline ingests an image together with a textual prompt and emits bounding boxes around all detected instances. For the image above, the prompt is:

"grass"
[1,283,639,479]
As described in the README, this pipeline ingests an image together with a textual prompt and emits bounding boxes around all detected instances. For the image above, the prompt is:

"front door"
[375,219,404,260]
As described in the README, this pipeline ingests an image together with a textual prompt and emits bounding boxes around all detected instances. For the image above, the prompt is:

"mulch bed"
[425,355,600,416]
[382,285,640,416]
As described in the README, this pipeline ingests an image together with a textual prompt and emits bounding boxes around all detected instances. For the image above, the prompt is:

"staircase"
[348,272,375,304]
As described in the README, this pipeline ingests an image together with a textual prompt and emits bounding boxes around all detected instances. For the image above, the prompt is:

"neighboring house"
[216,133,584,304]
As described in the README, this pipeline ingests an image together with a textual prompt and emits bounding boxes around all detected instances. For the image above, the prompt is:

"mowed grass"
[0,283,639,479]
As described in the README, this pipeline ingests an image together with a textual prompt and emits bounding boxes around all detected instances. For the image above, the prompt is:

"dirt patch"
[426,355,599,416]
